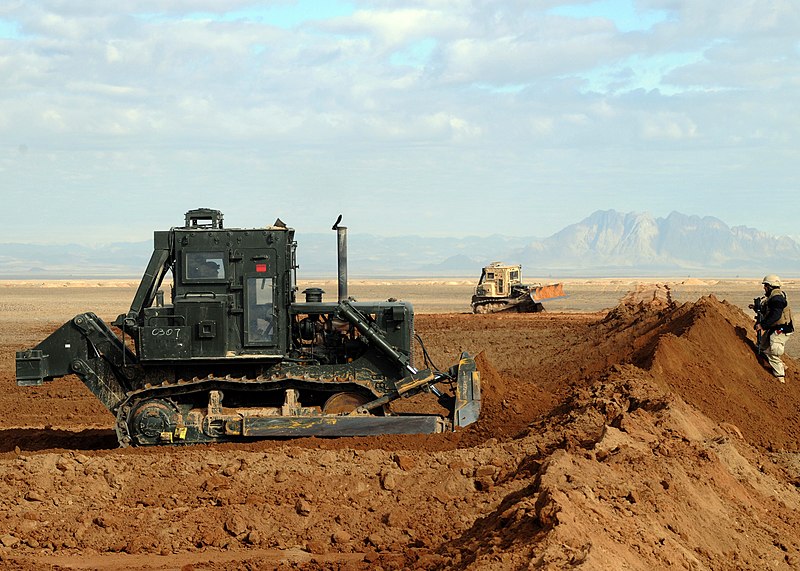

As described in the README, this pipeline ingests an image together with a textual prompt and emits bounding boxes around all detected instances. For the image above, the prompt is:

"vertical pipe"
[332,215,348,302]
[337,225,348,302]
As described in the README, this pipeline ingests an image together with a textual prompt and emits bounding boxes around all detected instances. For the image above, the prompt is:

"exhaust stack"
[332,215,348,302]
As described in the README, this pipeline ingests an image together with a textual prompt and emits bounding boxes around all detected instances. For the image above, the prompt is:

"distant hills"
[0,241,153,279]
[511,210,800,276]
[2,210,798,278]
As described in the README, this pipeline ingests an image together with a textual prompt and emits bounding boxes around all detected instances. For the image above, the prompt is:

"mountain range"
[1,210,798,278]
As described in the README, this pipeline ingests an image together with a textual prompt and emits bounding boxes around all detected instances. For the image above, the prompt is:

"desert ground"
[0,278,799,570]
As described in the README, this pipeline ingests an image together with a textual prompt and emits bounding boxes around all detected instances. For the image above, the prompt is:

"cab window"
[185,252,225,280]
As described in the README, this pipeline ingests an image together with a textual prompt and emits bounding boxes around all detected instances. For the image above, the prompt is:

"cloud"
[0,1,798,245]
[326,8,457,47]
[640,111,698,140]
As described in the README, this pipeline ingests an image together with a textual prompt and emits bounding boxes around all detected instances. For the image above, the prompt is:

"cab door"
[242,250,283,352]
[245,275,275,346]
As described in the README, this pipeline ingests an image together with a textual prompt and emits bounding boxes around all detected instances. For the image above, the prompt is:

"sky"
[1,0,799,245]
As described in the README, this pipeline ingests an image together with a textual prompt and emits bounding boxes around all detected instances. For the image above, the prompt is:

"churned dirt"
[0,279,799,570]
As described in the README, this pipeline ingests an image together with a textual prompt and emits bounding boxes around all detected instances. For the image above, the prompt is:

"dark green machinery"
[15,209,480,447]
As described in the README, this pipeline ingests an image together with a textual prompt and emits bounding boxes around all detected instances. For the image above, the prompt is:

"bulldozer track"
[471,300,509,314]
[115,373,385,447]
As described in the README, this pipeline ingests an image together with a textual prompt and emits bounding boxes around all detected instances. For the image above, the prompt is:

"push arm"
[16,313,136,413]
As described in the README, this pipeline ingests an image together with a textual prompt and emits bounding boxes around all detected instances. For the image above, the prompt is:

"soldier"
[752,275,794,383]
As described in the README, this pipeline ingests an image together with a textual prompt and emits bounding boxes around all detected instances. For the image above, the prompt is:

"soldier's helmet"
[762,274,782,288]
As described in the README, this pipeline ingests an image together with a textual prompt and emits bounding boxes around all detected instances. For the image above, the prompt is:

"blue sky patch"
[549,0,672,32]
[577,49,707,95]
[0,19,21,39]
[139,1,355,29]
[473,83,527,94]
[390,38,437,68]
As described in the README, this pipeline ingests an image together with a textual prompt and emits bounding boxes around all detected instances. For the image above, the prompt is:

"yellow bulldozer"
[471,262,565,314]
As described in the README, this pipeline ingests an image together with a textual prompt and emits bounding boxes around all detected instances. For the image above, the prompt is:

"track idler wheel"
[127,398,182,446]
[322,392,370,414]
[322,392,383,415]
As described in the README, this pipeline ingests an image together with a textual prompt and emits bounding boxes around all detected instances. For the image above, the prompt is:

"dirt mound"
[455,350,552,447]
[617,282,674,310]
[589,294,800,451]
[432,294,800,568]
[441,370,800,569]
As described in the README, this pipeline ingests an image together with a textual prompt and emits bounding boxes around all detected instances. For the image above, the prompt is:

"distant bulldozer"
[471,262,565,314]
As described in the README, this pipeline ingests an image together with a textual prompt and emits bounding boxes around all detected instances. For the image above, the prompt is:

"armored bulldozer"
[16,209,480,447]
[471,262,564,314]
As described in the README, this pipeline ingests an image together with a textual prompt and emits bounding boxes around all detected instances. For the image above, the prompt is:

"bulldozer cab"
[135,209,296,360]
[476,263,523,298]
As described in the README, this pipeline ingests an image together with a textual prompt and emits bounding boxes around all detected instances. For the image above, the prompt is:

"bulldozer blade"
[453,352,481,428]
[530,283,565,303]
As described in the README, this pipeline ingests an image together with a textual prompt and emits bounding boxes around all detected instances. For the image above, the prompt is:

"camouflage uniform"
[757,278,794,381]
